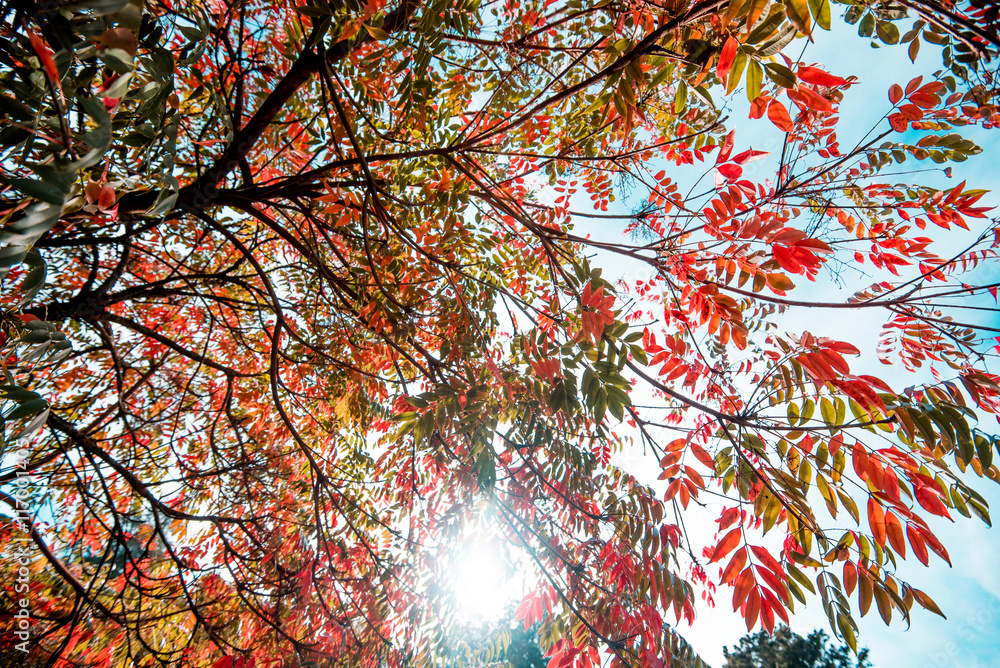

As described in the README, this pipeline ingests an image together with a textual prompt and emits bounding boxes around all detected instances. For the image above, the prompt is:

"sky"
[546,12,1000,668]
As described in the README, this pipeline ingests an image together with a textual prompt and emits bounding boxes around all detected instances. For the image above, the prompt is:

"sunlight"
[452,540,517,621]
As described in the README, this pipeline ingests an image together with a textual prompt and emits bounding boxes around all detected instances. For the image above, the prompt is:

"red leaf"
[905,75,923,96]
[749,546,783,575]
[709,527,742,563]
[717,38,739,87]
[797,66,847,87]
[760,598,775,634]
[718,163,744,181]
[767,99,794,133]
[755,565,788,604]
[719,507,742,531]
[98,184,116,211]
[899,103,924,121]
[762,588,789,624]
[717,130,736,164]
[888,83,904,105]
[731,149,769,165]
[795,87,833,113]
[773,246,802,274]
[907,524,929,566]
[888,113,909,133]
[824,340,861,356]
[744,588,761,631]
[917,526,952,565]
[914,486,952,519]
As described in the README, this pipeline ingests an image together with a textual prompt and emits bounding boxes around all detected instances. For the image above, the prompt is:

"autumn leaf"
[709,527,743,563]
[767,99,795,132]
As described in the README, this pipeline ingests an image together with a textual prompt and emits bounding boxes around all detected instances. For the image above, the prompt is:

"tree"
[443,610,547,668]
[0,0,998,666]
[723,626,870,668]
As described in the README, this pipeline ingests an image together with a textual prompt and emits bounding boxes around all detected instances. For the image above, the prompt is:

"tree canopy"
[0,0,999,666]
[723,626,870,668]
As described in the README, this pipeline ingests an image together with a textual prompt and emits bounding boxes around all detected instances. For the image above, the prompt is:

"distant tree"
[442,610,547,668]
[723,626,871,668]
[503,624,547,668]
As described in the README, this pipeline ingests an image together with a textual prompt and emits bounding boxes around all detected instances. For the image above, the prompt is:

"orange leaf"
[843,560,858,596]
[767,99,795,132]
[766,272,795,292]
[732,567,754,610]
[885,511,906,557]
[721,547,748,584]
[709,527,742,563]
[868,497,887,547]
[690,442,715,469]
[852,443,869,479]
[684,465,706,489]
[27,30,60,83]
[911,587,947,619]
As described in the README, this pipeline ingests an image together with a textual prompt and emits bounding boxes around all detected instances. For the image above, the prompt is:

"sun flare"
[453,541,518,621]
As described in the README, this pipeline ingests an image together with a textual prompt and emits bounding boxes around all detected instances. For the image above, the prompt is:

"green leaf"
[801,398,816,422]
[746,60,763,101]
[788,402,800,426]
[5,398,48,421]
[2,177,65,205]
[787,562,817,592]
[976,434,994,469]
[859,12,876,38]
[820,396,836,430]
[837,614,858,652]
[18,250,45,302]
[764,62,797,88]
[807,0,831,30]
[0,385,43,403]
[789,550,822,568]
[674,79,687,114]
[876,20,900,45]
[726,50,748,95]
